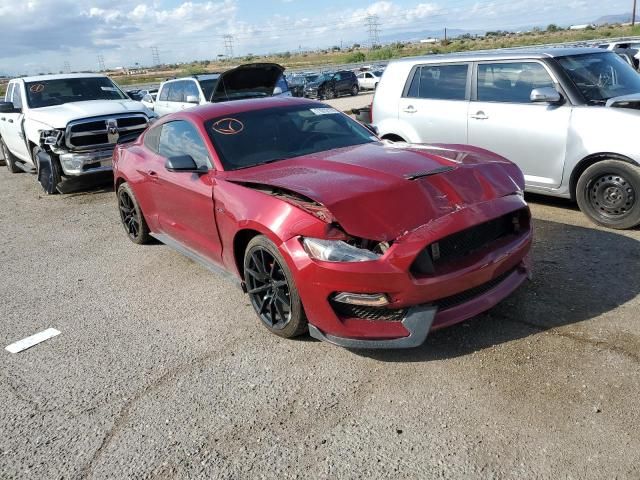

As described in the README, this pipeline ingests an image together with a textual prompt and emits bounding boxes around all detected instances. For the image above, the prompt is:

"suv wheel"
[244,235,307,338]
[576,159,640,229]
[117,183,151,244]
[323,88,335,100]
[351,85,359,96]
[1,138,21,173]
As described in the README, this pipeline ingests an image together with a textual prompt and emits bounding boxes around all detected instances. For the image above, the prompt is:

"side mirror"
[0,101,18,113]
[530,87,562,104]
[165,155,207,173]
[185,95,199,104]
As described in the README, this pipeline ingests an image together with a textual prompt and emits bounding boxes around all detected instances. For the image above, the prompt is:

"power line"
[151,46,161,66]
[365,14,381,48]
[97,55,105,72]
[223,35,234,58]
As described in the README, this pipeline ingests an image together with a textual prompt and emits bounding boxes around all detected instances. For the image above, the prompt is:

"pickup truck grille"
[65,114,149,151]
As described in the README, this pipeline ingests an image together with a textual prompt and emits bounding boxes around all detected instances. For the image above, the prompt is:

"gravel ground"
[324,91,374,113]
[0,162,639,479]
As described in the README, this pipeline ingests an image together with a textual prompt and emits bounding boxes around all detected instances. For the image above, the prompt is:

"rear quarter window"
[405,64,469,100]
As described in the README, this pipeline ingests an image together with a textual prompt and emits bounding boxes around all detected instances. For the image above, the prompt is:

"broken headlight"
[302,238,381,263]
[39,129,63,148]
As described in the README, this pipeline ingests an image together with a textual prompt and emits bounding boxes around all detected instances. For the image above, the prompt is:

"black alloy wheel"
[244,236,307,338]
[323,87,336,100]
[576,159,640,229]
[117,183,150,244]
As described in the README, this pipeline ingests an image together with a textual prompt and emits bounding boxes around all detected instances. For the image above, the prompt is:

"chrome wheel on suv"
[577,160,640,230]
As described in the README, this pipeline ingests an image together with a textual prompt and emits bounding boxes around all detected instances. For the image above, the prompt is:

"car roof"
[15,73,110,82]
[390,47,608,65]
[174,97,324,122]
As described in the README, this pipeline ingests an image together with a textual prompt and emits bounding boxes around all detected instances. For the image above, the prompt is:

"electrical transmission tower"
[63,61,71,73]
[365,14,381,48]
[223,35,234,59]
[97,55,106,72]
[151,47,161,66]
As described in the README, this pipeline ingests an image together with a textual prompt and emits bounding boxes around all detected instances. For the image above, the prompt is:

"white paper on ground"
[5,328,61,353]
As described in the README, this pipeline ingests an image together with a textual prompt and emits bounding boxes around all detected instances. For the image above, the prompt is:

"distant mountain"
[594,13,639,25]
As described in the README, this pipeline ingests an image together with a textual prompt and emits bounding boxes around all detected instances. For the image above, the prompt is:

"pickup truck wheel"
[31,146,41,175]
[244,235,307,339]
[117,183,151,244]
[1,138,21,173]
[36,151,62,195]
[576,160,640,229]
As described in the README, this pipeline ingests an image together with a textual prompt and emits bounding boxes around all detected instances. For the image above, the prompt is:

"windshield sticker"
[212,118,244,135]
[310,108,338,115]
[30,84,45,93]
[100,86,118,92]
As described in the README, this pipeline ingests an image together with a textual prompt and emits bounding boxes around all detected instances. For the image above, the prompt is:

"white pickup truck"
[0,73,156,193]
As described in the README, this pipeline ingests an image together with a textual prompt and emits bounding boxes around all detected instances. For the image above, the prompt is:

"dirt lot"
[0,162,639,479]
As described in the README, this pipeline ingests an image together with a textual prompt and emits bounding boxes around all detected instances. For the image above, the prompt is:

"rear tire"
[351,85,359,96]
[117,182,151,244]
[576,159,640,229]
[1,138,21,173]
[244,235,307,339]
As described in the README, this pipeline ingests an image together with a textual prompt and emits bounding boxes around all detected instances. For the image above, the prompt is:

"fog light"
[332,292,389,306]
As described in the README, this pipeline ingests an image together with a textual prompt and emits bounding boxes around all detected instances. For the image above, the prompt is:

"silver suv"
[373,48,640,229]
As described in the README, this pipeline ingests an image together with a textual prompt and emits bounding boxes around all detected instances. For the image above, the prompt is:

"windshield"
[314,74,333,83]
[24,77,128,108]
[199,78,219,101]
[557,52,640,103]
[206,104,376,170]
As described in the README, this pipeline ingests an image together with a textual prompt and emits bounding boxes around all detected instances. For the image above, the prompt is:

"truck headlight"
[302,238,381,262]
[39,129,63,147]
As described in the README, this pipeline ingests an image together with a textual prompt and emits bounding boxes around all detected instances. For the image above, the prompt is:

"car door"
[153,120,222,262]
[467,60,571,189]
[1,82,30,162]
[398,63,470,144]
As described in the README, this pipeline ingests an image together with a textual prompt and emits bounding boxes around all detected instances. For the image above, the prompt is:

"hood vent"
[404,165,456,180]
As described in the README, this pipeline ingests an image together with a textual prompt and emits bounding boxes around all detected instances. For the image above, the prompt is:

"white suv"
[372,48,640,229]
[154,63,291,116]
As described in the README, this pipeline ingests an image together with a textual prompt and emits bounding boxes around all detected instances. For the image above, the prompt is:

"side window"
[168,81,185,102]
[143,124,162,153]
[275,74,289,93]
[158,84,170,101]
[408,64,469,100]
[184,81,200,100]
[357,73,364,79]
[12,84,23,110]
[158,121,211,169]
[334,73,342,81]
[477,62,555,103]
[5,83,14,102]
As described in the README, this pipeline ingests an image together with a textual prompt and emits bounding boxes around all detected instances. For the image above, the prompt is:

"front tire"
[117,182,151,244]
[1,138,21,173]
[323,88,335,100]
[244,235,307,339]
[576,160,640,229]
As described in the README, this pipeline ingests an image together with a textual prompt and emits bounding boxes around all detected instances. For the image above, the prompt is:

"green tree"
[346,51,366,63]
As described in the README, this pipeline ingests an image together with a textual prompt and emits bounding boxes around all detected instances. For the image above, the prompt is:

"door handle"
[470,111,488,120]
[7,119,13,123]
[0,117,5,121]
[403,105,417,114]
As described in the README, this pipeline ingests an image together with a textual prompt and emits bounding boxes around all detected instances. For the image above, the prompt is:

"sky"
[0,0,632,75]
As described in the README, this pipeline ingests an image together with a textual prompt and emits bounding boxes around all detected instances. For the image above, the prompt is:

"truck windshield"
[557,52,640,103]
[24,77,128,108]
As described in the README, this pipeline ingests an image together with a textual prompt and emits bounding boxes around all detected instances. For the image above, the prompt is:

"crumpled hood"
[225,142,525,241]
[29,100,152,129]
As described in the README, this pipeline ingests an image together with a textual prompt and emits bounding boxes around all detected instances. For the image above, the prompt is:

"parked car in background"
[614,48,640,71]
[304,70,359,99]
[113,97,531,348]
[598,41,640,60]
[373,48,640,229]
[288,74,318,97]
[357,70,383,90]
[126,89,144,101]
[0,73,155,193]
[154,63,291,116]
[141,90,158,110]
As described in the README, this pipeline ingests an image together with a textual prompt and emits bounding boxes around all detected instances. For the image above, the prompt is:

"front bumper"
[281,196,532,348]
[58,149,114,176]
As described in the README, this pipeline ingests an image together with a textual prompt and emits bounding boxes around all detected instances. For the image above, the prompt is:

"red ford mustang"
[113,97,532,348]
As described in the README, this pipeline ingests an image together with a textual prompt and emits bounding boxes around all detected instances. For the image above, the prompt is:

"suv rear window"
[405,64,469,100]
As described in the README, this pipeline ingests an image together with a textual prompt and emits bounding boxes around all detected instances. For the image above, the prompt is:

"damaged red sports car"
[113,97,532,348]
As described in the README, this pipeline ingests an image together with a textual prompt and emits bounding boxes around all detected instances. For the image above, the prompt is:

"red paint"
[114,97,532,343]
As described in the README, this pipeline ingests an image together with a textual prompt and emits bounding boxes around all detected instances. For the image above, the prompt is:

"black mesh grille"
[434,269,514,311]
[412,209,528,275]
[330,300,407,322]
